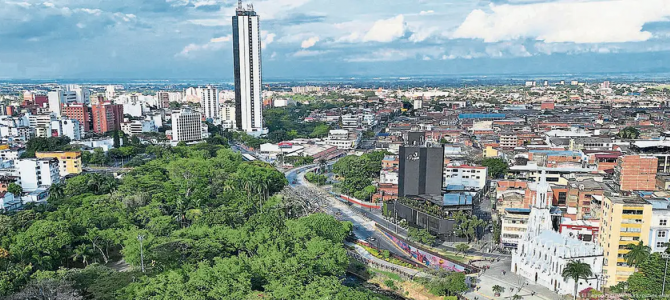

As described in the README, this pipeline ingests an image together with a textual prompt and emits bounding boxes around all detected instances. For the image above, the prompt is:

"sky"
[1,0,669,79]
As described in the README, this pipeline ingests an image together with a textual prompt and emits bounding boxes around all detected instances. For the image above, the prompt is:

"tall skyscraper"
[198,86,219,120]
[233,1,263,133]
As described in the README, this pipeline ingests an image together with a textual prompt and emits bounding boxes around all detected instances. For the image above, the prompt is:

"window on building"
[558,192,567,205]
[658,242,667,248]
[659,231,667,238]
[661,220,668,226]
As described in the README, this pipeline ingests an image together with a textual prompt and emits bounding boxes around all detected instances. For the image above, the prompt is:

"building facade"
[15,158,60,192]
[398,145,444,197]
[598,195,652,287]
[198,86,219,120]
[443,165,488,191]
[62,104,90,133]
[172,108,203,142]
[91,103,123,134]
[35,151,82,176]
[614,155,658,191]
[233,1,263,133]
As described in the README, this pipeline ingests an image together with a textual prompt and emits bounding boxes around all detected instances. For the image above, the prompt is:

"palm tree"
[562,260,593,300]
[49,183,65,201]
[626,241,651,267]
[492,285,504,297]
[71,244,92,266]
[512,295,523,300]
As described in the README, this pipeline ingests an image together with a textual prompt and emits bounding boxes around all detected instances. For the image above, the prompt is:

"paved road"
[463,260,560,300]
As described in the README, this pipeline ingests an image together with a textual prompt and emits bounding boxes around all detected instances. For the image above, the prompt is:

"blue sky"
[1,0,669,79]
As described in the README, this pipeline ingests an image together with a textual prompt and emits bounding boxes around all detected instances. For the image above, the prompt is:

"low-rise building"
[443,165,487,191]
[35,151,82,176]
[501,208,530,249]
[15,158,60,192]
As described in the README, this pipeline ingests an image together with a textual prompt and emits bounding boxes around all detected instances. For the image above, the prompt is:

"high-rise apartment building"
[614,155,658,191]
[233,1,263,133]
[47,90,76,117]
[62,104,90,133]
[398,145,444,197]
[198,86,219,120]
[599,195,652,287]
[156,91,171,109]
[91,103,123,134]
[172,108,203,142]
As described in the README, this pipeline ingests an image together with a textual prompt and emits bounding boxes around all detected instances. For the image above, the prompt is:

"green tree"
[618,126,641,139]
[113,131,121,148]
[7,183,22,196]
[626,241,651,267]
[561,260,593,300]
[481,158,509,178]
[11,220,73,270]
[455,243,469,256]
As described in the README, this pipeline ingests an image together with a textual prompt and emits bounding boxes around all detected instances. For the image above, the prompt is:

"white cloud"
[452,0,670,43]
[301,36,319,49]
[42,2,54,8]
[261,31,276,49]
[419,10,434,15]
[210,35,231,43]
[336,32,361,43]
[78,8,102,16]
[293,49,328,57]
[177,35,232,57]
[363,15,406,43]
[409,26,439,43]
[346,47,443,62]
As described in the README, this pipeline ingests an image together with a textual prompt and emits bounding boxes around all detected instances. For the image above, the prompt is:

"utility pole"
[138,234,145,273]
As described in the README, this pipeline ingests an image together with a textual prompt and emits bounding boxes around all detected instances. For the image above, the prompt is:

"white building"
[121,120,157,136]
[105,85,116,100]
[75,138,117,152]
[413,99,423,109]
[51,119,82,141]
[66,85,91,104]
[220,104,236,129]
[648,199,670,253]
[501,208,531,249]
[27,113,55,138]
[198,86,220,120]
[172,108,203,142]
[324,129,360,150]
[512,171,604,296]
[48,90,77,117]
[15,158,60,192]
[380,170,398,185]
[259,142,304,160]
[233,2,263,133]
[443,165,488,190]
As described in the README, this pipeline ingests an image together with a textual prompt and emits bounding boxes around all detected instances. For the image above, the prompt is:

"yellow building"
[35,151,82,176]
[483,145,499,158]
[599,195,652,287]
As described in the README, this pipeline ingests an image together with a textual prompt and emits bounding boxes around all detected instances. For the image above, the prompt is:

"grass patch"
[371,268,403,281]
[359,244,418,269]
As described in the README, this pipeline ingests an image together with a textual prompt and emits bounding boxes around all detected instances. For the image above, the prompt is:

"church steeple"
[534,170,550,209]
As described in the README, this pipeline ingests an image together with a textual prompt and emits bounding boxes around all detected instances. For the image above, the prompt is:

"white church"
[512,171,604,296]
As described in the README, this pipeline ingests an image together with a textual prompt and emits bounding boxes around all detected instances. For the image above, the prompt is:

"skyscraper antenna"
[237,0,243,10]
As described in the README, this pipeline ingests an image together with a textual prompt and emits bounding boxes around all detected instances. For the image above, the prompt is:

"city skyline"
[1,0,669,79]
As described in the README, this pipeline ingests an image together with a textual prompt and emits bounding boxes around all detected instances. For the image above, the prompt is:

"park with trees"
[0,143,392,299]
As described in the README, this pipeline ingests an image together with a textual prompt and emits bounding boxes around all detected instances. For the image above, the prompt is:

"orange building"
[62,104,90,132]
[91,102,123,134]
[615,155,658,192]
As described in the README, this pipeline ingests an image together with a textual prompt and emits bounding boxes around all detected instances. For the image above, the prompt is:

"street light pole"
[138,234,145,273]
[662,253,670,296]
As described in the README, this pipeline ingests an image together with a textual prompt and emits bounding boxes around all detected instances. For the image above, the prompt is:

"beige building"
[598,195,652,287]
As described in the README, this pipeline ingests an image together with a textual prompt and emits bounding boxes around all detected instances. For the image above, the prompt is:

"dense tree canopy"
[332,151,387,197]
[0,144,385,299]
